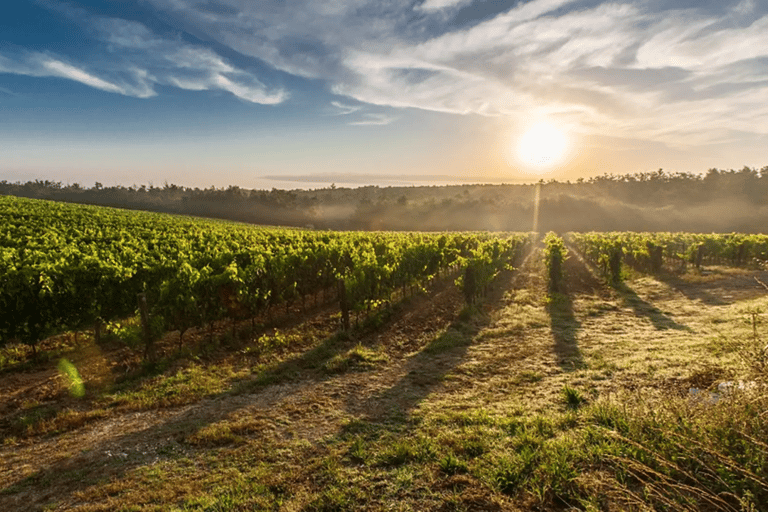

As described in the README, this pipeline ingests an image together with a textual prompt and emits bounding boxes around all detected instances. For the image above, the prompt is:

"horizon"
[2,0,767,189]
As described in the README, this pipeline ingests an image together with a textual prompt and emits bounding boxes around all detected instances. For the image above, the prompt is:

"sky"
[1,0,767,189]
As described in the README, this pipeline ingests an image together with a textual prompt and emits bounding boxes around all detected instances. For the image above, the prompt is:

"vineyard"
[0,196,529,355]
[1,196,768,511]
[569,231,768,282]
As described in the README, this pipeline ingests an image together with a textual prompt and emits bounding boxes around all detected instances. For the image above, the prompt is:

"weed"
[561,384,585,409]
[457,305,480,323]
[439,453,468,475]
[305,485,360,512]
[452,431,489,458]
[443,408,496,427]
[423,328,469,354]
[0,343,31,372]
[378,440,418,467]
[515,369,543,384]
[107,364,235,410]
[347,436,368,464]
[323,344,387,374]
[378,436,436,467]
[494,445,538,494]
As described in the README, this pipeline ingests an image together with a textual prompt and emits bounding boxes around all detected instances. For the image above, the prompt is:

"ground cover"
[1,244,767,511]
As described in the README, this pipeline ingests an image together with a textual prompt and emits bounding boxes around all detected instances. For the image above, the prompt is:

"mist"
[2,167,767,233]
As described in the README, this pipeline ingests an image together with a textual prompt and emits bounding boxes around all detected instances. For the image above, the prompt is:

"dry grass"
[1,251,767,511]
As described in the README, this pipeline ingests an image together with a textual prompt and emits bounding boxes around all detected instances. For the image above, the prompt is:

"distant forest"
[2,167,767,233]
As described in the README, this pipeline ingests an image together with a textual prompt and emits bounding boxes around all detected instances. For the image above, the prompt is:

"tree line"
[2,166,767,232]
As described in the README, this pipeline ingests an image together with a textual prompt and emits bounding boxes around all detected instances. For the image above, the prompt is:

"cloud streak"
[330,101,362,115]
[348,113,397,126]
[0,3,287,104]
[0,50,155,97]
[3,0,767,148]
[139,0,768,146]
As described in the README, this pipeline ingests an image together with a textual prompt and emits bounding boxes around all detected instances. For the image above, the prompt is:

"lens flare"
[532,182,541,233]
[58,358,85,398]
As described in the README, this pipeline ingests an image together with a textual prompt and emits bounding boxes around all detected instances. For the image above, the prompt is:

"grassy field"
[1,245,767,511]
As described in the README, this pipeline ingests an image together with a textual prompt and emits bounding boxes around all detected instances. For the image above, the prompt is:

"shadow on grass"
[0,267,521,508]
[349,267,523,423]
[0,296,427,507]
[350,313,482,422]
[0,328,351,508]
[652,270,765,307]
[0,325,359,509]
[546,292,585,372]
[615,283,689,331]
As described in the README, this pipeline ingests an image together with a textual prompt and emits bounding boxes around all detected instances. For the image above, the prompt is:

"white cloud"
[137,0,768,144]
[12,0,768,145]
[416,0,471,11]
[348,113,397,126]
[330,101,362,114]
[213,73,287,104]
[636,14,768,70]
[0,51,156,98]
[734,0,756,15]
[0,6,287,105]
[41,58,135,96]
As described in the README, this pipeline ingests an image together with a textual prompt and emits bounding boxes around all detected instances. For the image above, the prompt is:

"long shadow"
[0,256,539,507]
[545,244,600,372]
[546,291,585,371]
[0,280,460,507]
[346,266,522,423]
[0,382,290,509]
[0,315,365,508]
[348,314,485,423]
[653,270,768,306]
[615,282,690,331]
[241,277,463,391]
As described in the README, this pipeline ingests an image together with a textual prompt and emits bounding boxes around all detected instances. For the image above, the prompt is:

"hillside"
[3,166,768,232]
[2,240,767,511]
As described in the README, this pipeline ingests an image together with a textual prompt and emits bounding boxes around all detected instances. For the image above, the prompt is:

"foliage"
[543,232,567,293]
[0,195,528,353]
[569,231,768,276]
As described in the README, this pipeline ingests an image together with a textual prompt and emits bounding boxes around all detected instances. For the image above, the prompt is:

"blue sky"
[1,0,767,188]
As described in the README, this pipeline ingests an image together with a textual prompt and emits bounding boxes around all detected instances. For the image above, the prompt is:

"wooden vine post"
[338,278,350,331]
[138,293,155,362]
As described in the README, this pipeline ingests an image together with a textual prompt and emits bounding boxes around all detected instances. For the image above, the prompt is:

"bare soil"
[2,247,767,511]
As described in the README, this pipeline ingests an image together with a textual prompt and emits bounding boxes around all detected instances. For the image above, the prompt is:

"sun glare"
[516,122,569,174]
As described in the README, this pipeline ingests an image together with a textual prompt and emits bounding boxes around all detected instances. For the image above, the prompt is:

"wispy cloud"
[330,101,362,115]
[348,113,397,126]
[0,2,287,104]
[42,57,148,96]
[6,0,768,146]
[0,50,155,97]
[416,0,472,12]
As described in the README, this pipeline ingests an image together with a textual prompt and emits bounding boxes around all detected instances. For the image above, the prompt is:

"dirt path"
[0,272,469,509]
[3,243,768,511]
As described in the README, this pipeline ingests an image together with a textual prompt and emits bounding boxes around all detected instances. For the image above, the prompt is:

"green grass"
[561,384,586,409]
[323,344,389,374]
[105,364,239,410]
[3,256,768,511]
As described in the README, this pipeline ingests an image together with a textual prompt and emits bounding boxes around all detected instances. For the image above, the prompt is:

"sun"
[516,122,569,174]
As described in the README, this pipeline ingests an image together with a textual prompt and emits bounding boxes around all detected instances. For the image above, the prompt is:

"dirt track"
[2,244,768,510]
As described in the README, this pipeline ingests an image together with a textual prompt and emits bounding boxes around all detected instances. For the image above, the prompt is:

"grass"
[105,363,239,410]
[2,260,768,511]
[323,344,388,374]
[561,384,586,409]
